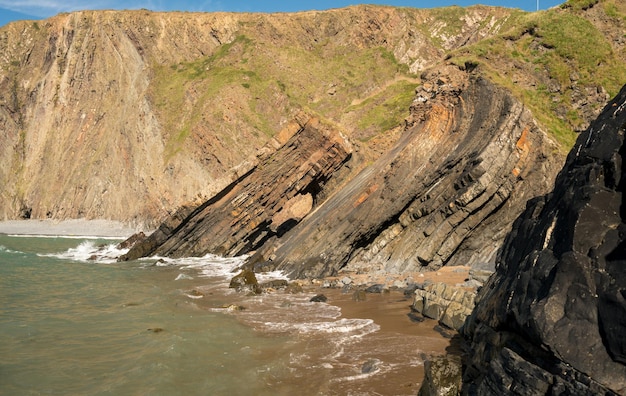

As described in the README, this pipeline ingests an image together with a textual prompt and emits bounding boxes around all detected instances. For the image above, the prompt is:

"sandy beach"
[0,219,141,238]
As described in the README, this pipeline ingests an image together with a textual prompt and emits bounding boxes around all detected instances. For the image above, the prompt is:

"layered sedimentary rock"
[413,283,476,331]
[462,84,626,395]
[127,66,563,279]
[248,66,562,277]
[0,6,518,227]
[121,114,352,261]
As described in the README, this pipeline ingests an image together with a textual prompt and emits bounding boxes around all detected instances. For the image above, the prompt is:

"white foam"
[233,293,379,341]
[157,254,289,284]
[155,254,245,278]
[273,318,379,336]
[40,240,129,263]
[0,245,20,254]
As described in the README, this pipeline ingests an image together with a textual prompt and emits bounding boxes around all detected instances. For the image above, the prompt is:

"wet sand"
[317,268,469,394]
[260,265,472,394]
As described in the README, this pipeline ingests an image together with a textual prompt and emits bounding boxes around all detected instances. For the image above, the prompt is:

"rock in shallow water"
[229,270,260,294]
[309,294,327,303]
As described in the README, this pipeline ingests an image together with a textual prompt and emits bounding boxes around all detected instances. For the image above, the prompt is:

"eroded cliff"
[124,65,563,278]
[2,1,624,229]
[0,5,519,227]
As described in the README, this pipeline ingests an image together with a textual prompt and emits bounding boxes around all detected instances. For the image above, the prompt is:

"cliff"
[1,1,624,230]
[124,65,562,277]
[0,5,517,228]
[462,83,626,395]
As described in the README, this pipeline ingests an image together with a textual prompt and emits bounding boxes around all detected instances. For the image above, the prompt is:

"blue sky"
[0,0,565,27]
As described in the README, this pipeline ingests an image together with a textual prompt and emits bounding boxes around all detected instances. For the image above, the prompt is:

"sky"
[0,0,566,27]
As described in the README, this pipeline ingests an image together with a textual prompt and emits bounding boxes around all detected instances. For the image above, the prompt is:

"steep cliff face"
[462,84,626,395]
[0,6,517,227]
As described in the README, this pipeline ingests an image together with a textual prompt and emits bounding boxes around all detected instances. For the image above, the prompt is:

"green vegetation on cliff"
[151,32,417,161]
[448,0,626,150]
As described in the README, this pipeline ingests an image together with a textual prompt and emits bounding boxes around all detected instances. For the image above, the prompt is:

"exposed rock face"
[249,67,562,277]
[462,84,626,394]
[413,283,476,331]
[419,355,463,396]
[121,115,352,260]
[124,66,562,277]
[0,6,517,227]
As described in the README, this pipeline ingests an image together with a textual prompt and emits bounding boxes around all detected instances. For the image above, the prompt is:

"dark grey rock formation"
[121,66,563,280]
[462,84,626,395]
[251,66,562,278]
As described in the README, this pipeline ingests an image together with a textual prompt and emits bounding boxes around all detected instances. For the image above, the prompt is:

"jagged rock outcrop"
[247,66,562,277]
[124,66,562,277]
[413,283,476,331]
[462,84,626,395]
[121,114,352,260]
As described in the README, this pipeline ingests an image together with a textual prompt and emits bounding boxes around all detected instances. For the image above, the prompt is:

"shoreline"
[0,219,140,238]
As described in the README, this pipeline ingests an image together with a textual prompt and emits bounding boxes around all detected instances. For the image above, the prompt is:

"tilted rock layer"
[249,67,562,277]
[462,84,626,395]
[0,6,518,228]
[128,66,563,278]
[3,3,624,229]
[121,114,352,261]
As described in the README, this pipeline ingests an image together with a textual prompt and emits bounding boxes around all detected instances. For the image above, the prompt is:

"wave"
[40,240,129,263]
[0,245,21,254]
[225,292,380,341]
[149,254,250,279]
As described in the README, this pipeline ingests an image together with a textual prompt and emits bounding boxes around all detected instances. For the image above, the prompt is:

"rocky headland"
[2,0,626,394]
[124,65,563,280]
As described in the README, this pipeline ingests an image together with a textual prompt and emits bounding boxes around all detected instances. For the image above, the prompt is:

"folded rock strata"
[124,66,563,279]
[248,66,562,277]
[462,84,626,395]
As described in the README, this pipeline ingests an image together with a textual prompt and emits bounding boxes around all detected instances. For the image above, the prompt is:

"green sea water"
[0,234,436,395]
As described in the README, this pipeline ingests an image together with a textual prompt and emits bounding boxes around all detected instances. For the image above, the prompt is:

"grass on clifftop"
[150,33,416,161]
[448,0,626,150]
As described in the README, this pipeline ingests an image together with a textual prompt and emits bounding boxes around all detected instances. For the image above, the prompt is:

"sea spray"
[1,234,445,395]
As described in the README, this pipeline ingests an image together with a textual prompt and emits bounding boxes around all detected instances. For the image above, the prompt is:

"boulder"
[229,270,260,294]
[309,294,327,303]
[412,283,475,331]
[117,231,146,250]
[418,355,462,396]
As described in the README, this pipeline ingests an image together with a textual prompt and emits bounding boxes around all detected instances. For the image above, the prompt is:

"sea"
[0,234,450,396]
